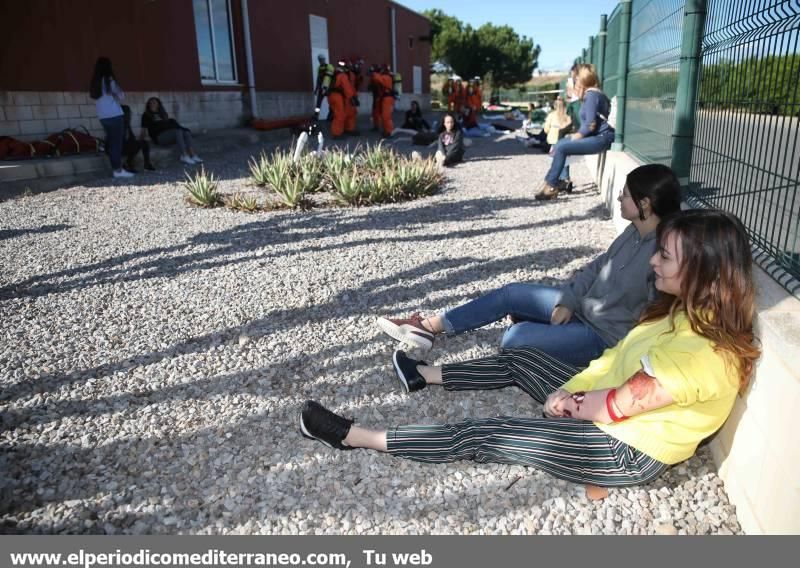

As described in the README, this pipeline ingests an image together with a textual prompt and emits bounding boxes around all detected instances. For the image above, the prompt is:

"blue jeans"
[545,131,613,187]
[442,283,608,368]
[100,115,125,170]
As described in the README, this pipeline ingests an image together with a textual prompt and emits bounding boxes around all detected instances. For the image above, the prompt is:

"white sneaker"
[191,155,203,164]
[113,169,134,178]
[180,154,195,165]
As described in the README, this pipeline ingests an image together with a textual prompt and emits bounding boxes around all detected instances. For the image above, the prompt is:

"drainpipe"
[611,0,632,151]
[391,5,398,72]
[671,0,707,189]
[241,0,259,119]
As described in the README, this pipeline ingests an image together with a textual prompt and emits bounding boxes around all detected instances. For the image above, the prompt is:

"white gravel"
[0,131,742,534]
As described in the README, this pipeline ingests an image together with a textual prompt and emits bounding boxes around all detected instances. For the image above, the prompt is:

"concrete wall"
[0,91,245,142]
[583,151,800,535]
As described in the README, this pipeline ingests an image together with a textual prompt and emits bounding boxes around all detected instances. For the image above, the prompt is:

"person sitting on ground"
[542,97,574,189]
[401,100,431,131]
[435,113,465,168]
[377,164,682,368]
[536,64,613,201]
[140,97,202,165]
[300,209,760,491]
[120,105,154,173]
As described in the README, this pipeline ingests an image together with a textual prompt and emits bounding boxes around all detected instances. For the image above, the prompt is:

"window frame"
[194,0,240,85]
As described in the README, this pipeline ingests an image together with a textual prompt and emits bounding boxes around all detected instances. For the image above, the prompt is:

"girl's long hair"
[89,57,115,100]
[639,209,761,392]
[553,97,568,127]
[437,112,461,133]
[144,97,168,120]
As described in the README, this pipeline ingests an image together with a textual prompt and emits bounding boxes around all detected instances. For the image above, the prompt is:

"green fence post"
[582,48,587,63]
[597,14,608,83]
[671,0,707,188]
[588,36,594,66]
[611,0,632,152]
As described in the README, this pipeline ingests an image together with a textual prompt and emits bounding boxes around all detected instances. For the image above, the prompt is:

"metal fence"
[575,0,800,296]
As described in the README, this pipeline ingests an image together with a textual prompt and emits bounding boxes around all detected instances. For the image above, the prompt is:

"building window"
[193,0,237,83]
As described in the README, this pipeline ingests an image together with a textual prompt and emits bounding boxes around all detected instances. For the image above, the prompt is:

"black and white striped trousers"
[386,348,667,487]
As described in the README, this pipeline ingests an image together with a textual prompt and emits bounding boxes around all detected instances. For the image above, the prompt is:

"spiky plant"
[271,172,311,209]
[184,167,222,207]
[249,149,294,190]
[224,192,261,213]
[297,154,325,193]
[329,166,369,206]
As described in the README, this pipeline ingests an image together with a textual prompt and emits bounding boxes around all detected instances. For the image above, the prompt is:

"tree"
[423,9,540,87]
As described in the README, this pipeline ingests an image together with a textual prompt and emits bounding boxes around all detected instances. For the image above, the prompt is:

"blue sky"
[396,0,620,71]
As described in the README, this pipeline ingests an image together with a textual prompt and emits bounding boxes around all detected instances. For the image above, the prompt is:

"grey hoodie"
[555,224,657,347]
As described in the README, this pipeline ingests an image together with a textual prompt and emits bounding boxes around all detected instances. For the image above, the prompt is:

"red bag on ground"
[31,139,59,157]
[0,136,35,159]
[55,127,102,155]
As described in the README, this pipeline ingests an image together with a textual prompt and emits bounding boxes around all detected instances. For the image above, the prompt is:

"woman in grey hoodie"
[377,164,682,368]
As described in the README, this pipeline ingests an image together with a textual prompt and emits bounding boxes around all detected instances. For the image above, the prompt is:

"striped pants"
[386,348,667,487]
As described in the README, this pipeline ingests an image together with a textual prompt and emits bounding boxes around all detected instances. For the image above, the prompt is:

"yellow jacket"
[561,313,739,464]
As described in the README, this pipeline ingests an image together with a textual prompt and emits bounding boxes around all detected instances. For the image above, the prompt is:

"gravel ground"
[0,129,742,534]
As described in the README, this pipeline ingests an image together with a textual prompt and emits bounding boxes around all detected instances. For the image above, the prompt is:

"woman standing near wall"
[89,57,133,179]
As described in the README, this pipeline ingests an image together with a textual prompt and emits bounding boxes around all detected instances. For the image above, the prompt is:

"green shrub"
[296,154,325,193]
[224,192,261,213]
[329,166,370,206]
[272,173,311,209]
[249,150,293,190]
[247,144,444,209]
[184,168,222,207]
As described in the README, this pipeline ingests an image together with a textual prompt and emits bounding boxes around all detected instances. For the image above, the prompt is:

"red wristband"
[606,388,629,422]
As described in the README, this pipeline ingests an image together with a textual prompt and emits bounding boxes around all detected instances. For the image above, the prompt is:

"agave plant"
[329,166,369,206]
[297,154,325,193]
[360,143,398,172]
[271,172,310,209]
[184,167,222,207]
[322,148,353,181]
[249,149,294,190]
[224,192,261,213]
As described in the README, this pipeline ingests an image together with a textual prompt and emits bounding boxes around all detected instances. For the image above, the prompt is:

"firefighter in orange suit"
[453,80,465,116]
[375,65,396,137]
[328,59,359,138]
[463,77,482,129]
[443,78,455,111]
[368,65,383,131]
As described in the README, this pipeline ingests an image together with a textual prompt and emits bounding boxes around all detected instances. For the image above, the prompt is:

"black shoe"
[392,350,428,393]
[345,130,361,137]
[559,179,574,193]
[144,163,156,171]
[299,400,354,450]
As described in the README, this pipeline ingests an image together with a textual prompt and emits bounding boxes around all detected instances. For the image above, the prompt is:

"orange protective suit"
[464,84,482,128]
[454,82,465,115]
[375,72,395,136]
[328,71,357,137]
[369,72,382,130]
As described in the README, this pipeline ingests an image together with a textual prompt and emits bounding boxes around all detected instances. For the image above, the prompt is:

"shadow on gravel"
[0,363,688,534]
[0,200,607,302]
[0,244,601,417]
[0,224,73,242]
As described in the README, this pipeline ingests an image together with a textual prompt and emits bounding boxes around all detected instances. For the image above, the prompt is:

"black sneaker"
[392,350,428,393]
[299,400,354,450]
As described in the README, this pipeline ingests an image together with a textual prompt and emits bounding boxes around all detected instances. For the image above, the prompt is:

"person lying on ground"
[301,210,760,490]
[140,97,203,165]
[435,113,465,168]
[377,164,682,368]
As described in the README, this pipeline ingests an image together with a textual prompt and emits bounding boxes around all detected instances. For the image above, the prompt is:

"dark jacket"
[437,129,465,166]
